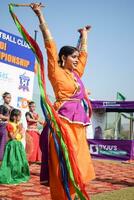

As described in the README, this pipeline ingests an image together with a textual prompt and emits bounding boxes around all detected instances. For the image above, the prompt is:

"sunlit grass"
[92,187,134,200]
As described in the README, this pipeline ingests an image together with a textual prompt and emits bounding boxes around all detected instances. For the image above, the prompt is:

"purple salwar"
[0,123,7,161]
[40,125,49,185]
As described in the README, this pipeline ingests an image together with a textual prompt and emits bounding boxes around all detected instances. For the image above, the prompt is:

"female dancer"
[25,101,44,163]
[0,92,13,160]
[31,3,95,199]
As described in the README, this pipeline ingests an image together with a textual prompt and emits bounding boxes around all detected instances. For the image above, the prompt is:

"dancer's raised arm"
[30,3,53,41]
[75,26,91,77]
[78,25,91,53]
[30,3,58,79]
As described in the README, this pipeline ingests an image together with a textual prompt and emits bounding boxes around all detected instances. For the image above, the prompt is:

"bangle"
[39,23,53,41]
[39,22,48,28]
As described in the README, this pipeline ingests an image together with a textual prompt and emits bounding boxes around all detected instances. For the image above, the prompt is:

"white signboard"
[0,29,35,129]
[0,29,35,109]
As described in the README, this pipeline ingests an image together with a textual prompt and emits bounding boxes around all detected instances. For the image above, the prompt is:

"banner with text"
[88,139,134,160]
[0,29,35,111]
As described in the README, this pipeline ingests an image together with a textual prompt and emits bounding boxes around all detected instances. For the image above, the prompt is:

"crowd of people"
[0,92,44,184]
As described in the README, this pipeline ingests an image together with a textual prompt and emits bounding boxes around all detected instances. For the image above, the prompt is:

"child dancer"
[0,108,30,184]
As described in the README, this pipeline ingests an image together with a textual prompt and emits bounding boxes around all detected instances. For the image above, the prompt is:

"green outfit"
[0,139,30,184]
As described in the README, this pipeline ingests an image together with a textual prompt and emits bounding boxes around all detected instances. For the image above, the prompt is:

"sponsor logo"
[103,101,120,107]
[18,72,30,92]
[0,71,8,81]
[0,71,13,82]
[90,143,127,157]
[17,97,28,109]
[90,144,99,155]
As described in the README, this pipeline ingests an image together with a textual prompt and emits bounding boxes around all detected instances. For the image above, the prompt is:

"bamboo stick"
[10,3,45,7]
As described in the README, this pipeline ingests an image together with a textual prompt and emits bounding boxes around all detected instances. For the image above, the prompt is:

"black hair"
[28,101,35,107]
[0,105,9,116]
[2,92,11,99]
[58,46,79,67]
[10,108,21,122]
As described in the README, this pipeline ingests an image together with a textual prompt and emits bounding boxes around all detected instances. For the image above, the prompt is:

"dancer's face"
[29,103,36,112]
[16,114,21,122]
[64,51,79,71]
[4,94,11,104]
[13,113,21,123]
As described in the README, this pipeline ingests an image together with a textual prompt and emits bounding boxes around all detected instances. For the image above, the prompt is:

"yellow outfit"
[8,122,22,141]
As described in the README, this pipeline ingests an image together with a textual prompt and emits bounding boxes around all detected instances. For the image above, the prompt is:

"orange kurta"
[45,40,87,110]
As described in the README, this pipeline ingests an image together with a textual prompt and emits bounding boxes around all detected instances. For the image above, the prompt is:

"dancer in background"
[0,108,30,184]
[25,101,44,163]
[0,105,9,161]
[30,3,95,200]
[2,92,13,113]
[0,92,13,161]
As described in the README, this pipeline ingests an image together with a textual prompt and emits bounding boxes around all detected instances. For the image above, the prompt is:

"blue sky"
[1,0,134,101]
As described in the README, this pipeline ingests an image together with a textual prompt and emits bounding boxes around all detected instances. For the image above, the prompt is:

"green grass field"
[92,187,134,200]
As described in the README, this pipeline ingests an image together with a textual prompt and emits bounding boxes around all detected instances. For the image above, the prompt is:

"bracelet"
[39,22,48,29]
[39,23,53,41]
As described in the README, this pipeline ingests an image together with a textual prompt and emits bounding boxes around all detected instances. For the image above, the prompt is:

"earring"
[62,60,65,67]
